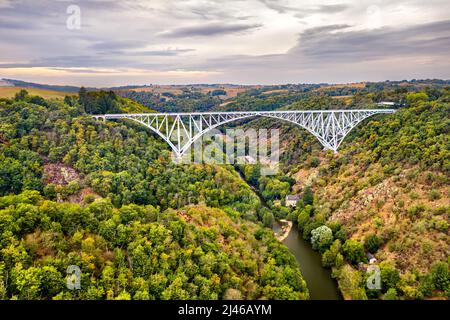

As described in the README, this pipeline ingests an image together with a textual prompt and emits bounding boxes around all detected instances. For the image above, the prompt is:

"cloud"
[292,20,450,62]
[48,67,120,74]
[259,0,349,16]
[0,0,449,85]
[0,55,134,69]
[89,40,149,51]
[0,18,36,29]
[87,40,196,56]
[160,23,262,38]
[178,19,450,83]
[105,49,196,56]
[316,4,349,14]
[124,49,195,56]
[258,0,297,14]
[295,24,352,41]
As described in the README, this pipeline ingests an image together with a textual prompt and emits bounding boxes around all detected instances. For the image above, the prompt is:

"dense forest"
[118,90,222,113]
[0,89,308,299]
[0,193,307,299]
[0,83,448,300]
[236,87,449,300]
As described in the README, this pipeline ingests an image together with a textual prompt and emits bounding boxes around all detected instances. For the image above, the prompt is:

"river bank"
[234,166,341,300]
[274,219,292,242]
[282,224,341,300]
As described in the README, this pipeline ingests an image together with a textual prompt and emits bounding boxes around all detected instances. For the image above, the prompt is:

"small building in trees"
[285,195,299,207]
[377,101,396,106]
[366,253,377,264]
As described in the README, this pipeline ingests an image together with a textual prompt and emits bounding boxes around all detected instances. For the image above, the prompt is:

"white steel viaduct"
[93,109,396,158]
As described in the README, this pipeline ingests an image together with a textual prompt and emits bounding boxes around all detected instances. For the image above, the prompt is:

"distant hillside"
[0,79,12,87]
[0,86,75,99]
[1,78,92,93]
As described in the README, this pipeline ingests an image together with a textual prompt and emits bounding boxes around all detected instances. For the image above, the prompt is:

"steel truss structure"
[93,109,395,158]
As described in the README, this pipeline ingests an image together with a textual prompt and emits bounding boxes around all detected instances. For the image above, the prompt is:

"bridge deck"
[93,108,397,157]
[101,109,396,117]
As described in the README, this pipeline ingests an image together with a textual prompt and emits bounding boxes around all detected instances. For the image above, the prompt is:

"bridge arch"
[96,109,395,158]
[124,116,180,153]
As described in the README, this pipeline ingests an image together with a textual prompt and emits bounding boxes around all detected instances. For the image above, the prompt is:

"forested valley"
[0,89,308,300]
[235,85,449,300]
[0,81,448,300]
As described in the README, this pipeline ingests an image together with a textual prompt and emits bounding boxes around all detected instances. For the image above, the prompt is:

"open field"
[0,87,74,99]
[123,85,253,98]
[314,82,367,91]
[262,89,290,95]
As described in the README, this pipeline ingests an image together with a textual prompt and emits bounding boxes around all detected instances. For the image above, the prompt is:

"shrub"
[84,194,96,204]
[407,204,426,219]
[433,219,449,232]
[430,261,450,291]
[428,189,441,201]
[309,157,320,168]
[419,274,435,297]
[383,288,398,300]
[364,234,382,254]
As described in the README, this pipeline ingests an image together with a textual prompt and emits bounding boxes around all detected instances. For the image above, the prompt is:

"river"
[282,224,341,300]
[235,167,341,300]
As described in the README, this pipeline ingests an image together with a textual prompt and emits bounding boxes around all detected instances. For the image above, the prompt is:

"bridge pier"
[92,115,106,121]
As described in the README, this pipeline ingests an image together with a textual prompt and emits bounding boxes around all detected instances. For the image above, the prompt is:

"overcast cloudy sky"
[0,0,449,86]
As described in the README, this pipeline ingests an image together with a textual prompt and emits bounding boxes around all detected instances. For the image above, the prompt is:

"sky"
[0,0,449,86]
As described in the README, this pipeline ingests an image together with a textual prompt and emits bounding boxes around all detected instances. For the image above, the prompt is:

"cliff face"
[294,161,448,274]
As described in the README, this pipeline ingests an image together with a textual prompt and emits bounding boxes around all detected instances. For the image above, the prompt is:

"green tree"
[297,210,310,233]
[383,288,398,300]
[261,210,274,228]
[14,89,29,101]
[406,92,428,105]
[322,239,342,268]
[310,225,333,252]
[39,266,64,297]
[342,240,366,265]
[78,87,89,112]
[364,234,382,254]
[0,157,24,195]
[430,261,449,292]
[338,265,367,300]
[419,274,435,297]
[380,261,400,292]
[302,186,314,206]
[43,184,57,200]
